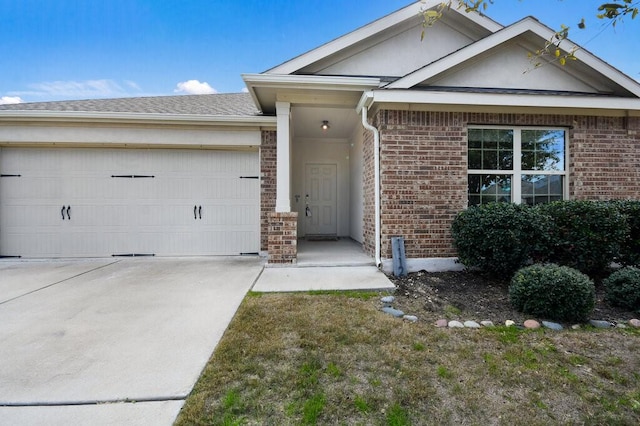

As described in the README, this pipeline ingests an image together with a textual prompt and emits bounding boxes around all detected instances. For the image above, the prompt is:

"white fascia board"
[242,73,381,91]
[369,90,640,112]
[266,0,502,75]
[0,110,277,127]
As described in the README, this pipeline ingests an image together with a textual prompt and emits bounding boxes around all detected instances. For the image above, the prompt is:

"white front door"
[0,147,259,257]
[304,163,337,236]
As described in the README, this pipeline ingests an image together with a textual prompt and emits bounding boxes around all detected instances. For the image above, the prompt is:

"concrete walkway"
[252,265,395,292]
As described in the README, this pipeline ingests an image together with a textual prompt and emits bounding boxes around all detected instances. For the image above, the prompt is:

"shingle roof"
[0,93,261,116]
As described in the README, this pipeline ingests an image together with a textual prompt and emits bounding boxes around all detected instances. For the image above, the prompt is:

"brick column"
[268,212,298,264]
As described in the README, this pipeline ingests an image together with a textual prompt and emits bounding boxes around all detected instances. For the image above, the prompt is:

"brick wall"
[571,116,640,199]
[365,110,640,260]
[362,122,376,257]
[268,212,298,264]
[260,130,277,252]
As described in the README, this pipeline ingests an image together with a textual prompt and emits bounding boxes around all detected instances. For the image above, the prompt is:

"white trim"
[0,110,276,127]
[243,74,382,114]
[265,0,502,75]
[242,73,381,89]
[467,126,569,205]
[363,90,640,113]
[275,102,292,212]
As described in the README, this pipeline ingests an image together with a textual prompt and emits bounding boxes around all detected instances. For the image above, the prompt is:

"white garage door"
[0,147,260,257]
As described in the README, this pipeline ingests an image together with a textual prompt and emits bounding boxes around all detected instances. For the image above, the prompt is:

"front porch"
[296,238,373,267]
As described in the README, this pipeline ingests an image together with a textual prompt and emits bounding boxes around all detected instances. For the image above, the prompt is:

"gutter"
[359,93,381,268]
[0,110,278,127]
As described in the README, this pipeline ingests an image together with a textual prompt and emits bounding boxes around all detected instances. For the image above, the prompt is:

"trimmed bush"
[535,200,628,276]
[451,203,552,278]
[509,264,595,322]
[603,267,640,310]
[608,200,640,267]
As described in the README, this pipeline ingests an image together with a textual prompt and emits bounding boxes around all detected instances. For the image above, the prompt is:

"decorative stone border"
[380,296,640,330]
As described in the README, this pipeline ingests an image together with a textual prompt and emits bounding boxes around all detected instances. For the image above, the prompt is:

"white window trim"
[467,126,570,204]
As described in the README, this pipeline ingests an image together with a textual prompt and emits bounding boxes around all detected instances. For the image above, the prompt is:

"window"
[468,127,566,206]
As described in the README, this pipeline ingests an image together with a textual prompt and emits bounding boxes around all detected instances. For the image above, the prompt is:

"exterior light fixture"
[321,120,330,131]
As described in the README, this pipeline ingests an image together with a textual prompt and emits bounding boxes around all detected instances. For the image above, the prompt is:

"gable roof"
[383,16,640,98]
[265,0,502,76]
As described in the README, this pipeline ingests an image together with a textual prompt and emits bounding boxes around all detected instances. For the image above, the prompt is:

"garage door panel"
[1,148,259,257]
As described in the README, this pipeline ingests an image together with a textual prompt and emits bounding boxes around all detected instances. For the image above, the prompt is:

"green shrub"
[603,267,640,310]
[509,264,595,322]
[535,200,628,276]
[608,200,640,267]
[451,203,551,278]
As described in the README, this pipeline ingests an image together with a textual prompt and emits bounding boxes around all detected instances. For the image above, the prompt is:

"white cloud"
[9,79,145,101]
[0,96,23,104]
[125,80,142,91]
[29,79,126,97]
[174,79,217,95]
[241,87,249,93]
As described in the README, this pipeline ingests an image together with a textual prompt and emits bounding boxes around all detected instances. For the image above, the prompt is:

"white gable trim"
[386,17,640,98]
[358,90,640,115]
[266,0,502,75]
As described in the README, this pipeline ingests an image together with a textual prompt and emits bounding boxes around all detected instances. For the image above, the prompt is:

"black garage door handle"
[61,205,71,220]
[199,205,202,219]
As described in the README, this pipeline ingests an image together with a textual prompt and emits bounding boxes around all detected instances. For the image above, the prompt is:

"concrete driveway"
[0,257,264,425]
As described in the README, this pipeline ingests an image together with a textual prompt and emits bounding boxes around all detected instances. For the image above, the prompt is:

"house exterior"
[1,0,639,271]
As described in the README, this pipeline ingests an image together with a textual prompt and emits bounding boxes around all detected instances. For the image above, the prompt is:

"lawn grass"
[175,292,640,425]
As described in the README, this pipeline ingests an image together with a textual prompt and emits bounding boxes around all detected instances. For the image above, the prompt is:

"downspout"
[361,105,381,268]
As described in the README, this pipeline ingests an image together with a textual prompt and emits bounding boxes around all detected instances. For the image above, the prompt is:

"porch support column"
[275,101,291,212]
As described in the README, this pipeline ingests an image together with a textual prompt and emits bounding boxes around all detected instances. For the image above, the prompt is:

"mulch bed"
[387,270,639,326]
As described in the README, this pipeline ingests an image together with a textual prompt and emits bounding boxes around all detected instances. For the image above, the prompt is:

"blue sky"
[1,0,639,104]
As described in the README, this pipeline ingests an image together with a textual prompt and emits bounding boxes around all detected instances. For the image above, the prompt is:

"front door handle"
[194,205,197,220]
[198,205,202,219]
[66,206,71,220]
[61,205,66,220]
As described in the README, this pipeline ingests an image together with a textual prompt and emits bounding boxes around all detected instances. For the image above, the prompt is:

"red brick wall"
[362,122,376,257]
[260,130,277,252]
[268,212,298,264]
[366,110,640,260]
[571,116,640,199]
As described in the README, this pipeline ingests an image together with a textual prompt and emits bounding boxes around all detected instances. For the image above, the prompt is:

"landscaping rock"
[463,320,481,329]
[542,321,563,331]
[480,321,495,327]
[630,319,640,328]
[524,319,541,329]
[435,319,448,328]
[616,323,627,329]
[381,296,395,305]
[505,320,516,327]
[589,320,613,329]
[448,320,464,328]
[571,324,581,330]
[382,307,404,318]
[403,315,418,322]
